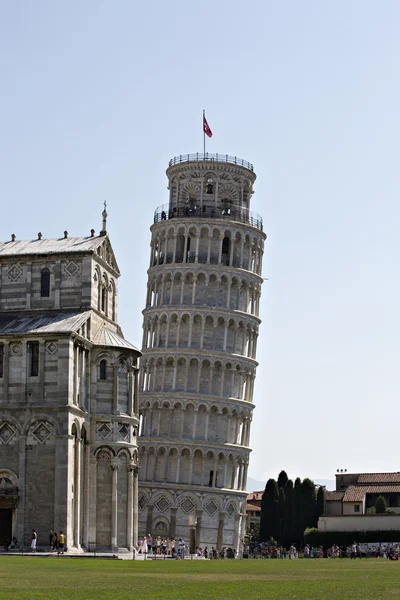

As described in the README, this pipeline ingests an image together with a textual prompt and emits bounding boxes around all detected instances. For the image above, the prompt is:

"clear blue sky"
[1,1,400,487]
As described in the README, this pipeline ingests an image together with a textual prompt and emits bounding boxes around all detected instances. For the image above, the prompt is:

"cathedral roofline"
[0,235,106,258]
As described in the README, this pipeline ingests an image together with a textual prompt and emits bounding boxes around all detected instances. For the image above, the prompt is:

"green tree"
[375,495,387,514]
[316,486,326,518]
[283,479,294,545]
[278,486,286,542]
[259,479,279,542]
[301,478,317,536]
[277,470,288,489]
[292,477,303,544]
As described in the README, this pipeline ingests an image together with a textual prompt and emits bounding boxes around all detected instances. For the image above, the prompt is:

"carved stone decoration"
[97,422,112,440]
[64,261,80,276]
[155,495,171,514]
[118,424,129,441]
[10,342,22,357]
[226,501,236,518]
[204,499,219,517]
[180,497,196,514]
[46,342,58,355]
[7,264,23,282]
[138,493,147,510]
[0,422,17,445]
[32,421,53,445]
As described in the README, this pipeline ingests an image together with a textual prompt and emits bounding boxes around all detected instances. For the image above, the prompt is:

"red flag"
[203,115,213,138]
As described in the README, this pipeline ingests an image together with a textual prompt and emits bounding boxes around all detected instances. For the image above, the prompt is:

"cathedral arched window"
[41,268,50,297]
[206,179,214,194]
[99,360,107,380]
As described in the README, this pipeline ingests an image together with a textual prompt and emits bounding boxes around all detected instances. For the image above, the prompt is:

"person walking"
[49,530,54,552]
[31,530,37,553]
[58,531,65,556]
[52,532,59,554]
[179,538,185,560]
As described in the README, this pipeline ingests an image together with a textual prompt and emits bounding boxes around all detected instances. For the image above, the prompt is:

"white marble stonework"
[0,213,141,551]
[138,154,266,551]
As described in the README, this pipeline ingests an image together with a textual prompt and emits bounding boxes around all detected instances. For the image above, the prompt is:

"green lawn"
[1,557,400,600]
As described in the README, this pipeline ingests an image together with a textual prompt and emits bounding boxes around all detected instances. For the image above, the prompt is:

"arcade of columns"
[138,155,266,550]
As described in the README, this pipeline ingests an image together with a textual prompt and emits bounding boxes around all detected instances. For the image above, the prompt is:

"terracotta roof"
[343,486,368,502]
[325,491,345,501]
[357,473,400,484]
[343,485,400,502]
[0,236,104,257]
[246,503,261,512]
[93,325,140,353]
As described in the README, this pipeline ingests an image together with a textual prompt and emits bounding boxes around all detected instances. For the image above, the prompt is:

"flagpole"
[203,109,206,156]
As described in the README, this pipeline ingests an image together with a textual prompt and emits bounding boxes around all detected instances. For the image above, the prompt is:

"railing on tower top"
[168,153,254,171]
[154,203,263,232]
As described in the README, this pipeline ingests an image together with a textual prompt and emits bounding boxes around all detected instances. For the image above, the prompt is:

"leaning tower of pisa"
[138,153,266,552]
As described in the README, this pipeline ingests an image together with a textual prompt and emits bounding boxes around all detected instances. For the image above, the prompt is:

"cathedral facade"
[138,153,266,551]
[0,212,141,551]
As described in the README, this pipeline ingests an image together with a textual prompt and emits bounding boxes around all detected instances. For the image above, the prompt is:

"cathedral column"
[113,365,119,413]
[195,235,200,262]
[127,462,134,550]
[188,316,193,347]
[82,439,90,549]
[191,275,197,304]
[204,411,209,441]
[223,459,228,488]
[133,467,139,547]
[233,513,241,553]
[73,438,82,548]
[111,460,119,550]
[217,511,226,549]
[196,509,203,548]
[192,408,198,439]
[170,507,177,539]
[88,454,97,550]
[227,280,232,309]
[188,456,194,484]
[128,369,134,416]
[206,235,211,264]
[239,240,245,268]
[175,454,181,484]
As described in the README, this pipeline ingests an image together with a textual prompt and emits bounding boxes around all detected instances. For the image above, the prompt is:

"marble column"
[133,467,139,547]
[73,438,81,548]
[127,462,134,550]
[111,460,119,550]
[217,511,226,549]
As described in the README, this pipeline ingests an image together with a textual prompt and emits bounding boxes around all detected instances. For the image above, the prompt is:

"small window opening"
[206,180,214,194]
[221,237,230,266]
[29,342,39,377]
[0,345,3,378]
[99,360,107,380]
[41,268,50,297]
[101,286,106,312]
[209,470,213,487]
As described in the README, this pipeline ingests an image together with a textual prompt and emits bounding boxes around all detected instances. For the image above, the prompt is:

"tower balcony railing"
[154,203,263,232]
[168,153,254,171]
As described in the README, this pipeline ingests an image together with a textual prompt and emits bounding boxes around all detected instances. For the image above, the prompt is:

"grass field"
[1,557,400,600]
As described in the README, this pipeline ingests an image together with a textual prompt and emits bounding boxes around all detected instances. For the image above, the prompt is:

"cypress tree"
[316,486,326,518]
[259,479,279,542]
[278,486,286,542]
[283,479,293,545]
[277,470,288,489]
[293,477,303,544]
[301,478,317,535]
